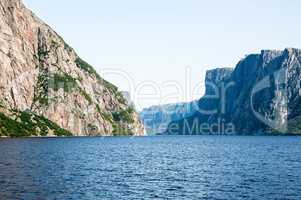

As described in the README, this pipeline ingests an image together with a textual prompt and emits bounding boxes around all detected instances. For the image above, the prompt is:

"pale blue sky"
[23,0,301,110]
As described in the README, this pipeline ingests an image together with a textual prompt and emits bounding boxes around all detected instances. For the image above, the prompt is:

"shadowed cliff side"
[166,49,301,135]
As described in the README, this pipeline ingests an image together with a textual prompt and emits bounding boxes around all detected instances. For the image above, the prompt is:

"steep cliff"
[0,0,144,136]
[167,48,301,135]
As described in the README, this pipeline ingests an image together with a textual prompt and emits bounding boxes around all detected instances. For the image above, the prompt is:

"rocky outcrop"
[0,0,144,136]
[166,48,301,135]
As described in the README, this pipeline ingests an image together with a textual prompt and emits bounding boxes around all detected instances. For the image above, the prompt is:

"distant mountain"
[140,102,198,135]
[0,0,144,136]
[166,48,301,135]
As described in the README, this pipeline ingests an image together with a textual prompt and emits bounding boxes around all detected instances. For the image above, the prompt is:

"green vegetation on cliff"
[111,107,136,136]
[112,123,133,136]
[287,116,301,134]
[0,111,72,137]
[32,69,49,108]
[48,73,78,93]
[112,107,135,124]
[75,57,123,95]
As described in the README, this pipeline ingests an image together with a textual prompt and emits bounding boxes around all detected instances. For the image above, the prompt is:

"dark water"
[0,136,301,200]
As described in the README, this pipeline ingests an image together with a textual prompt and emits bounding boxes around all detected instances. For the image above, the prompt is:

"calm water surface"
[0,136,301,200]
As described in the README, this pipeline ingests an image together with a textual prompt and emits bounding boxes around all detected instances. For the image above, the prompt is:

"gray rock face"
[139,102,198,135]
[205,68,233,95]
[0,0,144,136]
[167,48,301,135]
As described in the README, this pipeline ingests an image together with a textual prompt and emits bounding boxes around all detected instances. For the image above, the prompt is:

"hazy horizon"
[23,0,301,110]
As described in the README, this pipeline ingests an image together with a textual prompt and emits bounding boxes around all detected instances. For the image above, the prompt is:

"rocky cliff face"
[0,0,144,136]
[167,48,301,135]
[139,102,198,135]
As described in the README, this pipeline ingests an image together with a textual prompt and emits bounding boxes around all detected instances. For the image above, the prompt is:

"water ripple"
[0,136,300,200]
